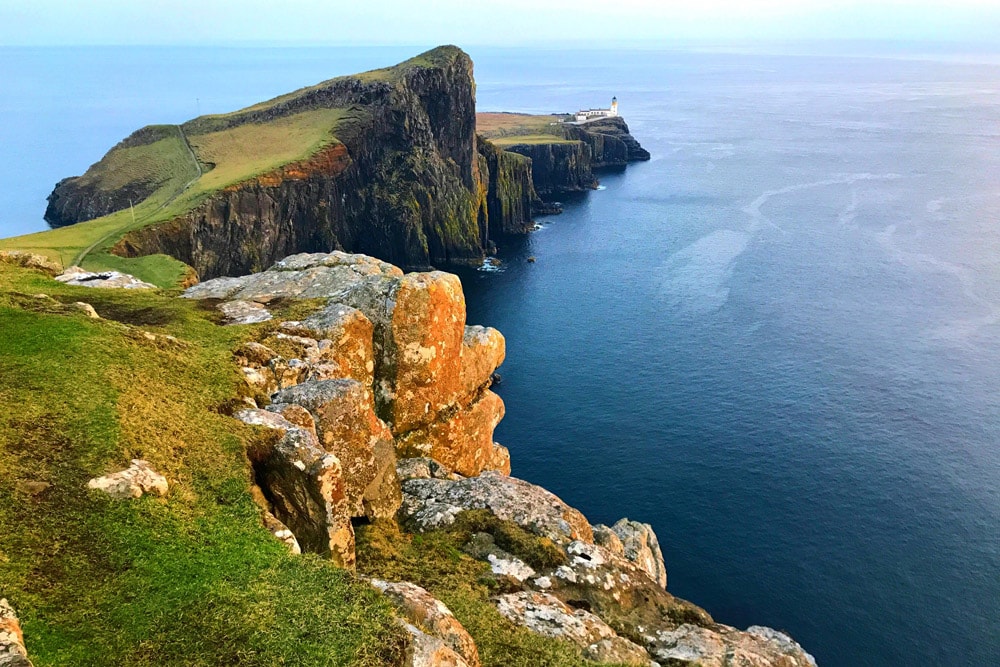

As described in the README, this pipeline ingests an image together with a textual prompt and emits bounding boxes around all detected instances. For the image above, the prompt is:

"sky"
[1,0,999,46]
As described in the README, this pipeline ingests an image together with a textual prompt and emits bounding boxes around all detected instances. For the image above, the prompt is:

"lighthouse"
[611,96,618,116]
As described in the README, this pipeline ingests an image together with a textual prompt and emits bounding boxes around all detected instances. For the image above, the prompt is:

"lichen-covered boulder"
[395,391,507,477]
[218,300,272,325]
[336,271,467,432]
[54,266,155,289]
[401,470,593,545]
[280,303,375,386]
[0,250,61,276]
[493,591,652,666]
[371,581,480,667]
[271,379,400,520]
[399,622,471,667]
[396,457,460,482]
[86,460,168,499]
[458,325,505,402]
[609,518,667,589]
[0,599,32,667]
[236,409,355,568]
[644,623,816,667]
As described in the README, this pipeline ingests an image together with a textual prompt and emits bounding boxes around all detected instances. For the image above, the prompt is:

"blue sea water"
[2,45,999,666]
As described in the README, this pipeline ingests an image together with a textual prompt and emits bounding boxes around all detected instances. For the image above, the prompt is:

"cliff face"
[498,116,650,196]
[477,138,541,235]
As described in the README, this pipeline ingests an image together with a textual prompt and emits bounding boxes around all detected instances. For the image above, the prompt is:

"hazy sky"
[1,0,999,46]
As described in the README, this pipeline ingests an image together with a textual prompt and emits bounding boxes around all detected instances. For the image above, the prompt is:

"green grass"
[490,135,579,146]
[0,264,407,666]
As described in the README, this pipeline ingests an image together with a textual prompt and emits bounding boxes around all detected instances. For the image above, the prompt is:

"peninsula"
[0,46,647,288]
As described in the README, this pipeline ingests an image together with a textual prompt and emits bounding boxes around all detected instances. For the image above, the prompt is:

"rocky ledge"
[180,251,814,666]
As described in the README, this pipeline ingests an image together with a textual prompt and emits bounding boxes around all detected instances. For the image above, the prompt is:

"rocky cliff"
[182,251,815,667]
[42,49,648,284]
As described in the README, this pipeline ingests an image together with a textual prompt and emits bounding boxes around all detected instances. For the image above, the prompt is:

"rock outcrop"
[54,266,156,289]
[477,138,542,236]
[0,599,32,667]
[398,460,815,667]
[86,460,168,499]
[0,251,60,276]
[371,580,480,667]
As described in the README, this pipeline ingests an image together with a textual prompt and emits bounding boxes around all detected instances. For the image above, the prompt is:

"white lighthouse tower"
[610,96,619,116]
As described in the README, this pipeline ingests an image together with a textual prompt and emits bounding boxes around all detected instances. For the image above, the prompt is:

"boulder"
[610,518,667,589]
[262,509,302,555]
[54,266,155,289]
[458,325,505,401]
[371,581,480,667]
[281,303,375,386]
[493,591,652,666]
[644,623,817,667]
[271,380,400,520]
[86,460,168,499]
[395,391,507,477]
[400,470,593,545]
[591,524,625,557]
[337,271,467,433]
[71,302,100,319]
[396,457,460,482]
[0,599,31,667]
[235,409,354,568]
[0,250,61,276]
[218,300,272,325]
[399,622,471,667]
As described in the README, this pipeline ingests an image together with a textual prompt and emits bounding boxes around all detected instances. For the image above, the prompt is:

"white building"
[574,97,618,122]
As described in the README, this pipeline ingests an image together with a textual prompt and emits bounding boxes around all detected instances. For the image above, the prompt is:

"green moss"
[0,264,406,666]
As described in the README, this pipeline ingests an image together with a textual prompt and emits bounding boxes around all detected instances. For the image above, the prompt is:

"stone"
[262,509,302,555]
[400,470,593,545]
[282,303,375,386]
[396,457,459,482]
[235,341,279,366]
[0,598,32,667]
[458,326,505,401]
[400,622,471,667]
[0,250,61,276]
[591,524,625,557]
[371,581,480,667]
[71,302,99,319]
[266,403,317,432]
[610,518,667,589]
[395,391,507,477]
[217,300,272,325]
[86,460,168,499]
[337,271,467,433]
[181,251,403,302]
[235,409,355,568]
[271,380,400,519]
[54,267,155,289]
[493,591,651,666]
[644,623,817,667]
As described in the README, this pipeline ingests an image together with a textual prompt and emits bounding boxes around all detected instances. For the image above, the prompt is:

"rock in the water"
[610,518,667,589]
[371,581,480,667]
[236,409,355,568]
[0,599,32,667]
[54,266,155,289]
[217,300,272,325]
[400,470,593,545]
[493,591,652,666]
[86,460,168,499]
[0,250,61,276]
[271,379,400,520]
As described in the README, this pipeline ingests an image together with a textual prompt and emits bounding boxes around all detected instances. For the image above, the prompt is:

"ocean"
[2,44,999,666]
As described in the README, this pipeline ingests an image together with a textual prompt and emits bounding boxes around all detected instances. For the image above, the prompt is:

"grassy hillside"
[0,262,623,666]
[0,47,470,286]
